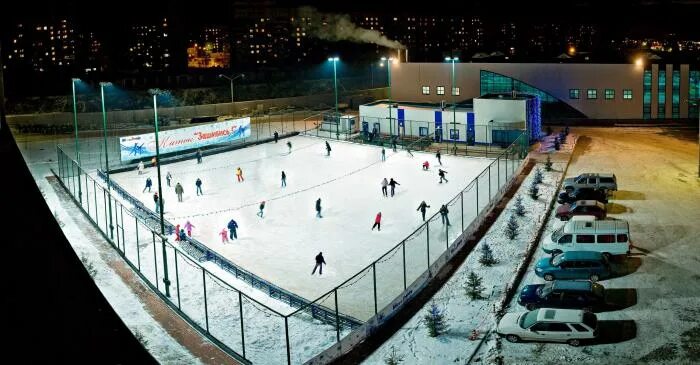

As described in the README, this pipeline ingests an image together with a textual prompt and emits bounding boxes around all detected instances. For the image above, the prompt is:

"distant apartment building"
[126,18,171,70]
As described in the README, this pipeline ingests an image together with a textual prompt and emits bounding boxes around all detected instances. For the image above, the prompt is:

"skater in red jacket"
[371,212,382,231]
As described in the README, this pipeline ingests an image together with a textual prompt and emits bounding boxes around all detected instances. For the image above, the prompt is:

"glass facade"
[672,70,680,119]
[569,89,580,99]
[643,70,652,119]
[436,86,445,95]
[690,71,700,119]
[479,70,558,103]
[658,70,666,118]
[605,89,615,100]
[587,89,597,99]
[623,89,633,100]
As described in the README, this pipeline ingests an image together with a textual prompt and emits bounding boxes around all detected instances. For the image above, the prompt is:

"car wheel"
[565,186,574,193]
[526,303,537,310]
[544,274,554,281]
[506,334,521,343]
[567,339,581,347]
[589,274,599,282]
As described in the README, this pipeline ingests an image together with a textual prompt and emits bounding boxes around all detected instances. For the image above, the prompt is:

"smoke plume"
[298,7,405,50]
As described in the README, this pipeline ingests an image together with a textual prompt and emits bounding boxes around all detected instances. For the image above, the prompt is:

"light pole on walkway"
[218,73,245,104]
[445,56,459,154]
[99,82,114,239]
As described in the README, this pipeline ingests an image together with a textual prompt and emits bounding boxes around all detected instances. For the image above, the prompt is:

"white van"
[543,219,631,256]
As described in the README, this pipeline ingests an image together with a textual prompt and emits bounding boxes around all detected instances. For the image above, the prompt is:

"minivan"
[543,219,631,256]
[534,251,612,282]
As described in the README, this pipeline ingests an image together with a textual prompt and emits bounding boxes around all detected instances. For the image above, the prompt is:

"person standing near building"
[143,177,153,193]
[273,131,279,143]
[417,201,431,221]
[137,161,145,175]
[236,167,244,182]
[381,147,386,161]
[439,204,451,226]
[325,141,332,156]
[184,220,195,237]
[287,141,292,154]
[391,136,397,152]
[175,182,184,202]
[315,198,323,218]
[281,171,287,187]
[371,212,382,231]
[389,178,400,197]
[381,178,389,197]
[227,219,239,240]
[311,252,326,275]
[154,192,160,213]
[195,178,203,196]
[257,201,266,218]
[196,149,203,164]
[438,169,448,183]
[166,171,172,187]
[436,150,442,165]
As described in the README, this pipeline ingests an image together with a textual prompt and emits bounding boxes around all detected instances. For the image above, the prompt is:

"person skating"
[227,219,239,240]
[287,141,292,154]
[315,198,323,218]
[166,171,172,187]
[196,149,203,164]
[371,212,382,231]
[417,201,431,221]
[438,169,448,183]
[179,228,187,241]
[436,150,442,165]
[381,148,386,161]
[219,228,229,243]
[281,171,287,187]
[184,220,195,237]
[439,204,451,226]
[311,252,326,275]
[391,136,397,152]
[381,178,389,197]
[273,131,279,143]
[137,161,145,175]
[154,192,160,213]
[236,167,244,182]
[422,161,430,171]
[257,201,266,218]
[325,141,332,156]
[175,182,184,202]
[143,177,153,192]
[195,178,203,196]
[174,224,181,241]
[389,178,400,197]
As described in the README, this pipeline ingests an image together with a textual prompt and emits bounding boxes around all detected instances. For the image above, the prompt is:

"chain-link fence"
[54,128,528,364]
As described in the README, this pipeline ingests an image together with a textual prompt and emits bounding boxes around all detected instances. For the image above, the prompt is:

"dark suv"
[557,188,608,205]
[518,281,606,311]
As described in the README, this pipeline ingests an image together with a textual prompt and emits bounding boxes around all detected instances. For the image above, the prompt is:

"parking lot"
[500,126,700,364]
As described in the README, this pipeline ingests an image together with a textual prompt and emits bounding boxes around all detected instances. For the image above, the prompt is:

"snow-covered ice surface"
[108,135,506,320]
[364,163,563,364]
[492,127,700,365]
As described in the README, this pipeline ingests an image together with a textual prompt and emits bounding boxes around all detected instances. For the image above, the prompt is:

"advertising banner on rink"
[119,117,251,161]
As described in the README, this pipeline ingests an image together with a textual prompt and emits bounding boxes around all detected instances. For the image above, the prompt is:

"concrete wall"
[391,63,649,119]
[473,98,526,143]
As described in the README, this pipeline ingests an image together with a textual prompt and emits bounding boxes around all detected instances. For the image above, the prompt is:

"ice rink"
[110,135,497,318]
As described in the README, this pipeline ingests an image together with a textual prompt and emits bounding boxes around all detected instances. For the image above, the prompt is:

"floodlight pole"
[152,91,171,298]
[71,78,82,203]
[100,82,114,239]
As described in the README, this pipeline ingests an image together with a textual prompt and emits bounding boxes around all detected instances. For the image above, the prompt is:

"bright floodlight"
[445,57,451,61]
[454,57,459,61]
[328,56,339,62]
[71,77,80,82]
[148,88,167,95]
[381,56,387,61]
[635,58,644,67]
[99,81,112,87]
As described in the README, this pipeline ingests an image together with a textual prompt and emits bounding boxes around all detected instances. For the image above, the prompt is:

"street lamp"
[99,81,114,239]
[445,56,459,154]
[218,73,245,104]
[149,87,171,298]
[327,57,340,139]
[71,78,82,203]
[380,57,395,136]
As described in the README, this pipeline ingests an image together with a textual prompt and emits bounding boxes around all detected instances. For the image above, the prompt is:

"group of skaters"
[173,221,196,242]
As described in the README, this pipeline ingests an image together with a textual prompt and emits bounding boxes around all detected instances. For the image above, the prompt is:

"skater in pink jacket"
[184,221,195,237]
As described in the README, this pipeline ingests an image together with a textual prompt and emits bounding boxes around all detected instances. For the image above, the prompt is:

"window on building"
[672,70,680,118]
[449,129,459,140]
[419,126,429,136]
[421,86,430,95]
[658,70,666,118]
[605,89,615,100]
[452,87,460,96]
[569,89,580,99]
[623,89,633,100]
[436,86,445,95]
[690,71,700,119]
[643,70,652,119]
[587,89,597,99]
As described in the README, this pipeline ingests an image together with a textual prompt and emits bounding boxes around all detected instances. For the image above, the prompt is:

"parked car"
[496,308,598,346]
[534,251,612,282]
[543,219,631,256]
[563,173,617,193]
[557,188,608,205]
[517,281,606,311]
[556,200,607,221]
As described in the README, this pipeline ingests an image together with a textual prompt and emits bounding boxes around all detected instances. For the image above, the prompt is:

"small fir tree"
[505,215,519,240]
[384,346,405,365]
[534,167,544,184]
[424,303,447,337]
[514,195,526,216]
[529,181,540,200]
[479,243,498,266]
[544,154,553,171]
[464,272,484,300]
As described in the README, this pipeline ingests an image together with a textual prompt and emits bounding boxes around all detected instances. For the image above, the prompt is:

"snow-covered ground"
[364,162,564,364]
[107,135,512,320]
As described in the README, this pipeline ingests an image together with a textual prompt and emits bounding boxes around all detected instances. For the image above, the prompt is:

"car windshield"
[551,254,565,266]
[551,226,565,242]
[538,283,553,298]
[520,310,540,329]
